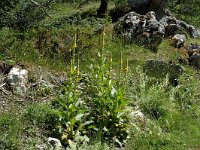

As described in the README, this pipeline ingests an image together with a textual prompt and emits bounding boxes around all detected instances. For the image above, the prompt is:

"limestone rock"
[114,9,200,50]
[129,106,146,128]
[6,66,28,94]
[187,43,200,56]
[159,15,200,38]
[188,43,200,51]
[114,11,165,51]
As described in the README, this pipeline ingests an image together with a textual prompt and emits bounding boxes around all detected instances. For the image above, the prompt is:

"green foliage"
[112,0,127,7]
[134,72,169,119]
[23,104,57,127]
[0,0,54,30]
[167,0,200,27]
[52,60,92,145]
[0,113,22,150]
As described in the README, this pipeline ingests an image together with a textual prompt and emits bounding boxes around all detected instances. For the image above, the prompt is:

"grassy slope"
[0,1,200,149]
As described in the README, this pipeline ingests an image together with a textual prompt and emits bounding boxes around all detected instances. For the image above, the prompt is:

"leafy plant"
[51,35,93,146]
[51,29,131,147]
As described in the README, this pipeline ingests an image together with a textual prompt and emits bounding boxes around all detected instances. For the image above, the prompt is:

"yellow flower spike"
[119,52,123,80]
[99,26,105,54]
[120,52,123,72]
[109,52,112,76]
[76,59,80,76]
[69,59,73,81]
[125,59,129,73]
[72,33,77,63]
[73,33,77,49]
[102,26,105,50]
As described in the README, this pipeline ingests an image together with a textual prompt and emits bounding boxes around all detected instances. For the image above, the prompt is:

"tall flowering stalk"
[99,26,105,64]
[72,33,77,64]
[69,59,73,81]
[98,26,106,81]
[119,52,123,81]
[109,52,113,79]
[125,59,129,90]
[76,59,80,77]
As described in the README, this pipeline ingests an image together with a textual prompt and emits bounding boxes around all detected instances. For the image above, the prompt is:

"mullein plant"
[84,27,131,146]
[53,33,93,146]
[52,29,131,147]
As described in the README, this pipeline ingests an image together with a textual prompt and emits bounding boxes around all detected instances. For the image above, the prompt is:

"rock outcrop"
[114,11,165,51]
[114,9,200,51]
[159,15,200,38]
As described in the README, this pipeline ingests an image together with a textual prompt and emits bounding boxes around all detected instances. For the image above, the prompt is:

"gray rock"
[114,11,165,50]
[189,54,200,70]
[187,43,200,57]
[130,110,145,124]
[144,59,169,77]
[114,9,200,51]
[159,15,200,38]
[171,34,186,48]
[188,43,200,51]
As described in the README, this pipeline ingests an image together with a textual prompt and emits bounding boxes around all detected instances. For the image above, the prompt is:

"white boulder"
[6,66,28,94]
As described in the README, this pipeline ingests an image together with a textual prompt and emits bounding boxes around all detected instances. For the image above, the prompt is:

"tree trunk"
[97,0,108,17]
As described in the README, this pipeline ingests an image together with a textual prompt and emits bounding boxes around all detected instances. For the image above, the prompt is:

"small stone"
[48,137,62,149]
